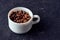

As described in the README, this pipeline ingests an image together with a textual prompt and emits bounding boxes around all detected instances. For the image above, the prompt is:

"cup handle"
[32,15,40,24]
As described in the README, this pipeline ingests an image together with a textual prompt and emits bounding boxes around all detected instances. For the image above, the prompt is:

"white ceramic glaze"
[8,7,40,34]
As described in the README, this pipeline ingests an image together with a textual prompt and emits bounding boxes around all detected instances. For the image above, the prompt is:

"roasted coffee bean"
[10,10,31,23]
[27,17,29,20]
[14,20,17,22]
[21,10,23,13]
[16,20,19,23]
[23,20,27,23]
[16,14,20,16]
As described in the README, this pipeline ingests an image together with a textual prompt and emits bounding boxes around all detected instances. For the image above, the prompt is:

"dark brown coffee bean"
[15,18,18,20]
[23,20,27,23]
[16,20,19,23]
[16,17,20,20]
[21,10,23,13]
[16,14,20,16]
[26,13,29,15]
[27,18,30,20]
[24,15,27,18]
[14,20,17,22]
[18,20,21,22]
[10,17,14,20]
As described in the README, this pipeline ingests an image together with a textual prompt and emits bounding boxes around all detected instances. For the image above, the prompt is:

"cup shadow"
[27,20,48,34]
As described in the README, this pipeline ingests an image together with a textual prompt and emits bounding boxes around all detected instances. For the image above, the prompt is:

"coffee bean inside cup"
[9,10,31,23]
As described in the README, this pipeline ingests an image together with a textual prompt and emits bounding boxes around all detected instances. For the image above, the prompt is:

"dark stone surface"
[0,0,60,40]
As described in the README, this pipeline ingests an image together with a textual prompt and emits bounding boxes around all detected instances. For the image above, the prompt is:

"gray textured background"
[0,0,60,40]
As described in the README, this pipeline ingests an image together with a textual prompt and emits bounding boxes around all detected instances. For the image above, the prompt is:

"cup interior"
[8,7,33,24]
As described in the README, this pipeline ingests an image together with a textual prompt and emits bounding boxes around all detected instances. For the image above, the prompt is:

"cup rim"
[8,7,33,24]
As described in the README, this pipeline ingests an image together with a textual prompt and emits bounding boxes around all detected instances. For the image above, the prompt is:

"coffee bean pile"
[10,10,31,23]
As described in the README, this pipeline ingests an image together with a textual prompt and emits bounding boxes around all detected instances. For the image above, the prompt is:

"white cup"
[8,7,40,34]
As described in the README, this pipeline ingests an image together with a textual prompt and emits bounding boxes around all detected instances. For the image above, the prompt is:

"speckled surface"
[0,0,60,40]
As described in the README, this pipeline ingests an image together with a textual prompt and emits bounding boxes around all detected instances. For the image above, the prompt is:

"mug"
[8,7,40,34]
